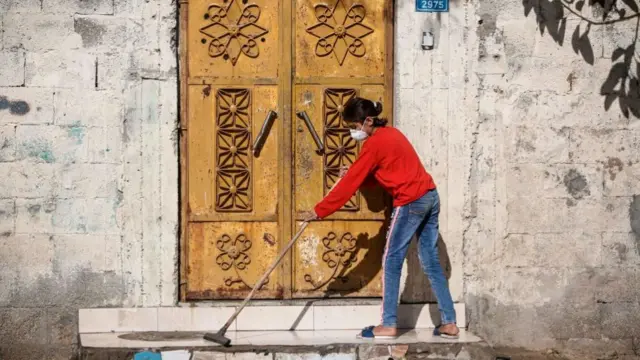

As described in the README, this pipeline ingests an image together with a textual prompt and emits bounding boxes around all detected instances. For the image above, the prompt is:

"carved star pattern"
[306,0,374,65]
[323,88,359,210]
[200,0,269,65]
[215,89,252,212]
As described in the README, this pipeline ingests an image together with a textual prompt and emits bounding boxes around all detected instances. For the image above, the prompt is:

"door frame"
[178,0,395,301]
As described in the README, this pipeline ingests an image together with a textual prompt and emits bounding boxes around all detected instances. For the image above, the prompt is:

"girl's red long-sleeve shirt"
[314,127,436,219]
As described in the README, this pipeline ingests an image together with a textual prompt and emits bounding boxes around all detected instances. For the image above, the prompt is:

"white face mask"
[350,129,369,141]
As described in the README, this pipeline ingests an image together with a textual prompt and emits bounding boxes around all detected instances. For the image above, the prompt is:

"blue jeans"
[381,189,456,327]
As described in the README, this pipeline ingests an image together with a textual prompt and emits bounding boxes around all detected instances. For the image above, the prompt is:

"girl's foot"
[434,323,459,339]
[356,325,398,339]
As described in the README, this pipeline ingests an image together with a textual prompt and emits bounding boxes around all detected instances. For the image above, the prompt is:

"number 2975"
[417,0,447,11]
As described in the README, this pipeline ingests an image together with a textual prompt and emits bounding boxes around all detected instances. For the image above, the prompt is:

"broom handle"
[220,221,310,332]
[220,176,345,333]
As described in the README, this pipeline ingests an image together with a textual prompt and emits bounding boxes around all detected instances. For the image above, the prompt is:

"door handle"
[296,111,324,154]
[253,110,277,157]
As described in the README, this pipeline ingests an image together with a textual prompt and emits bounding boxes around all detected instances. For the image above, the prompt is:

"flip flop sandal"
[433,326,459,339]
[356,325,398,339]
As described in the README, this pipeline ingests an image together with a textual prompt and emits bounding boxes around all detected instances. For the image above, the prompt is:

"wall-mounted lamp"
[421,31,434,50]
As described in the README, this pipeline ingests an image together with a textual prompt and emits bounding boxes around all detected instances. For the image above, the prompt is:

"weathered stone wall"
[394,0,639,357]
[471,0,640,355]
[0,0,179,358]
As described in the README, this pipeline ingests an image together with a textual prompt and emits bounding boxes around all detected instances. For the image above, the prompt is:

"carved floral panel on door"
[215,89,253,212]
[200,2,269,66]
[188,222,282,299]
[295,0,386,78]
[188,0,280,78]
[188,85,278,220]
[323,88,360,211]
[305,0,374,66]
[293,222,386,297]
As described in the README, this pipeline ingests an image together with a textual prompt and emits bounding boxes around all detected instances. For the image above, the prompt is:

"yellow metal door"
[292,0,394,297]
[183,0,285,300]
[181,0,393,300]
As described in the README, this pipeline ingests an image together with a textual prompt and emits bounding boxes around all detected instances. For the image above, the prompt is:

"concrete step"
[79,329,494,360]
[79,303,467,333]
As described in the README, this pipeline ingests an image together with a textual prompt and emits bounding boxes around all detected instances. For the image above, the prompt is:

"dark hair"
[343,97,388,127]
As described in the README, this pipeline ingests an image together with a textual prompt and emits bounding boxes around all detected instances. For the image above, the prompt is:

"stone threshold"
[79,303,466,333]
[80,329,482,349]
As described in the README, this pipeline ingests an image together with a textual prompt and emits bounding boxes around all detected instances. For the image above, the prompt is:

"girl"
[301,97,459,339]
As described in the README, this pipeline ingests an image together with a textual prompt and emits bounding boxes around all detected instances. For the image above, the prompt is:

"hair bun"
[374,101,383,115]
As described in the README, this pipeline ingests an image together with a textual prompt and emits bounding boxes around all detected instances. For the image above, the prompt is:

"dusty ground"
[81,332,640,360]
[492,346,640,360]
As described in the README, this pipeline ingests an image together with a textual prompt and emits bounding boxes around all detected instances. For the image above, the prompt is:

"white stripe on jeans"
[380,206,401,325]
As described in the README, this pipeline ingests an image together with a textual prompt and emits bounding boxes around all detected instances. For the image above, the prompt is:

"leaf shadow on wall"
[522,0,640,118]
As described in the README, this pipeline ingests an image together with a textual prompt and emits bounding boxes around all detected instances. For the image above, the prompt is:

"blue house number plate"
[416,0,449,12]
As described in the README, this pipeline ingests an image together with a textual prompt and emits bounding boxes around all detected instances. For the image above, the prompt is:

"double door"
[182,0,394,299]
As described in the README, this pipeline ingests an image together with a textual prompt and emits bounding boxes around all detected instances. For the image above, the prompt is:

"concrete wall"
[1,0,640,359]
[0,0,179,358]
[474,0,640,355]
[394,0,640,357]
